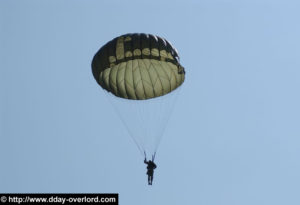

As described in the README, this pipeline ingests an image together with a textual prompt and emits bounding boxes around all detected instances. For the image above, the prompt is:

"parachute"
[92,33,185,159]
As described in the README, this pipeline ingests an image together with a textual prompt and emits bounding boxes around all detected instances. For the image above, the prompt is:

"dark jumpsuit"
[144,160,157,185]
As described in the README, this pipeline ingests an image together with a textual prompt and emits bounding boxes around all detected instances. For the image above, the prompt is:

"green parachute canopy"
[92,33,185,100]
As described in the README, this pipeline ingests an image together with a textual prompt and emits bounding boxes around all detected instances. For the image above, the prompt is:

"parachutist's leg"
[150,175,153,185]
[148,175,151,185]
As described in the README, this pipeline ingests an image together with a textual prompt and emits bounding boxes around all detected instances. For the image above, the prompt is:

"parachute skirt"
[98,59,184,100]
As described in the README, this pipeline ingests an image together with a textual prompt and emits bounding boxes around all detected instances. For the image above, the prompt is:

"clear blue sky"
[1,0,300,204]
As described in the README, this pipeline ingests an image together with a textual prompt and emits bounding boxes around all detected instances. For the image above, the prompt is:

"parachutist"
[144,158,157,185]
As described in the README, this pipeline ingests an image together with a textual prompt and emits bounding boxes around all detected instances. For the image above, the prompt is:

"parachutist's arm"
[144,151,147,164]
